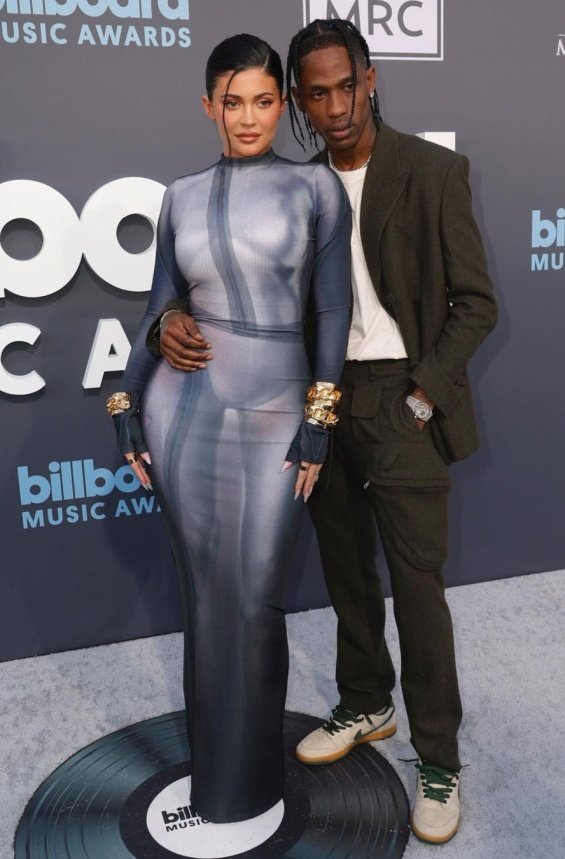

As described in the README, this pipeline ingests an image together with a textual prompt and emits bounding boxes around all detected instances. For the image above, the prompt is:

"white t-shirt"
[330,158,408,361]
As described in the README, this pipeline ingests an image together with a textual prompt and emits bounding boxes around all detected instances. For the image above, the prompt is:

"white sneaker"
[411,761,460,844]
[296,702,396,765]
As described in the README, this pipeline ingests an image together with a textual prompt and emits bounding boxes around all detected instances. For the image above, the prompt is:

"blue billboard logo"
[0,0,190,20]
[0,0,191,48]
[531,208,565,271]
[18,459,139,504]
[17,458,160,528]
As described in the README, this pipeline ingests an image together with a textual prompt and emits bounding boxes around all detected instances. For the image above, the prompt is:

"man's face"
[295,45,376,155]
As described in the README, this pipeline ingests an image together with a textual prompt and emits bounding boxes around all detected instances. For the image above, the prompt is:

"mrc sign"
[303,0,443,60]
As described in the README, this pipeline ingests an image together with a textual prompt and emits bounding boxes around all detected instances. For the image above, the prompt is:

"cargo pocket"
[396,393,426,437]
[351,383,382,444]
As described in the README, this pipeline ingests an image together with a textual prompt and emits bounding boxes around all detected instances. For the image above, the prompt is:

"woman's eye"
[259,99,274,108]
[224,101,239,110]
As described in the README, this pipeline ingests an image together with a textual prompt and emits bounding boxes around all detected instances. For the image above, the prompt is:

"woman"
[106,34,351,823]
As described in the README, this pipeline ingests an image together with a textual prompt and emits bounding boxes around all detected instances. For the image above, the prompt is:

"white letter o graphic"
[0,181,82,299]
[80,177,166,293]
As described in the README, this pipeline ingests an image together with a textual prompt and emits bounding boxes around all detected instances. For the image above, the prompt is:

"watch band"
[405,395,433,422]
[159,309,180,336]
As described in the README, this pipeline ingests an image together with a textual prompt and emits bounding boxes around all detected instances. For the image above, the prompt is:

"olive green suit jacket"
[312,122,498,463]
[148,122,497,463]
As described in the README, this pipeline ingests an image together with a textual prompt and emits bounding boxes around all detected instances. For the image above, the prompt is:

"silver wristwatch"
[405,395,434,422]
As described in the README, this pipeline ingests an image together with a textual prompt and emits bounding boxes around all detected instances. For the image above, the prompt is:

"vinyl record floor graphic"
[15,710,409,859]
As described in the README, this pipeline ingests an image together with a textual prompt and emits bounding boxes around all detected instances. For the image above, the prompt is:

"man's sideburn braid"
[286,18,382,151]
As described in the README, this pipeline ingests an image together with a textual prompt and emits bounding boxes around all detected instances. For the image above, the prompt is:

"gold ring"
[299,465,308,471]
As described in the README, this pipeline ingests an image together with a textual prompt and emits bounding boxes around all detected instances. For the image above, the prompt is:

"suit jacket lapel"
[315,124,409,301]
[359,123,409,294]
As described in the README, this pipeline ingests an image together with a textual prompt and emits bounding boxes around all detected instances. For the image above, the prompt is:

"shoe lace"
[416,762,459,804]
[322,705,364,735]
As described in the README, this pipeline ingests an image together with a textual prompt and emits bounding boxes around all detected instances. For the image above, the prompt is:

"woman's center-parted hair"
[205,33,284,99]
[205,34,284,158]
[285,18,382,150]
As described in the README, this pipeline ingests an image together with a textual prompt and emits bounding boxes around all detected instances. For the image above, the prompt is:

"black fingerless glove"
[285,421,329,465]
[111,394,148,456]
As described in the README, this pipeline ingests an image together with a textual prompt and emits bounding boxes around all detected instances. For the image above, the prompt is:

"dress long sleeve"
[285,166,351,464]
[121,185,186,395]
[309,165,351,383]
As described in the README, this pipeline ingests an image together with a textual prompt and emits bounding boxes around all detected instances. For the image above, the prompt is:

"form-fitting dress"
[120,149,351,822]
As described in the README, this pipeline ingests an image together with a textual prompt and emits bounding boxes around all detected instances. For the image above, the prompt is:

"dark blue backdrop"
[1,0,564,660]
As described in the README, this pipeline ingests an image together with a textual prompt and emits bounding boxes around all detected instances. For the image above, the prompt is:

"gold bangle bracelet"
[303,381,342,428]
[106,391,133,416]
[306,382,342,406]
[304,406,340,428]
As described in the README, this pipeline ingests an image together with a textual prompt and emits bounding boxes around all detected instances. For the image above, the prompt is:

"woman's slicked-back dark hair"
[286,18,381,149]
[206,33,284,98]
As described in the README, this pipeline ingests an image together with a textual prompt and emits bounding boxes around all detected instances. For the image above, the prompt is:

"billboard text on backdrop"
[0,0,191,47]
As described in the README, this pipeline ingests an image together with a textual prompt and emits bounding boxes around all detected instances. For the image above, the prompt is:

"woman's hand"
[282,459,321,503]
[283,420,328,501]
[124,451,152,491]
[110,394,152,490]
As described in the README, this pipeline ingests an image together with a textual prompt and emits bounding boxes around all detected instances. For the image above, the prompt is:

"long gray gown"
[120,149,351,822]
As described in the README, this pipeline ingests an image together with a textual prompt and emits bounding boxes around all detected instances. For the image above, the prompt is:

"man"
[147,19,497,844]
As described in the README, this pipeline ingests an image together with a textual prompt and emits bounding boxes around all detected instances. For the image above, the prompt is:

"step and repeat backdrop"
[1,1,563,660]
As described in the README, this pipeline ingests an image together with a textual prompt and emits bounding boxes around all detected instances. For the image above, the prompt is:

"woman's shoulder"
[272,155,341,191]
[167,161,220,193]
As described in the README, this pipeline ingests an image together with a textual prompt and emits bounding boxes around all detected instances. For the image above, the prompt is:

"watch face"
[415,403,430,420]
[406,396,433,421]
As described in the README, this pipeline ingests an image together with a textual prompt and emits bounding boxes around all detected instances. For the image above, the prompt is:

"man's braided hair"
[286,18,382,150]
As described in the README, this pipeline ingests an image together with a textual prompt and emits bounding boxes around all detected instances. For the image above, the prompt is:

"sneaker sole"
[410,817,459,844]
[295,722,397,765]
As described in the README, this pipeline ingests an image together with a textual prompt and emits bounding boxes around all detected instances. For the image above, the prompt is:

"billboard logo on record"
[146,777,284,857]
[161,803,209,828]
[530,208,565,272]
[303,0,443,60]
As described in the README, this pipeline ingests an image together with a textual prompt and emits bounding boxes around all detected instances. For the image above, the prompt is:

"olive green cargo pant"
[309,359,462,772]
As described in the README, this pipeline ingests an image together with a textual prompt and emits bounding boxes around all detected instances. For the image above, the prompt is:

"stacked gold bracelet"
[304,381,342,429]
[106,391,133,416]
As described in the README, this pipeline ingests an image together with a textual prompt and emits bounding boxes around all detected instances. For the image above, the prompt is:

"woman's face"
[202,67,285,158]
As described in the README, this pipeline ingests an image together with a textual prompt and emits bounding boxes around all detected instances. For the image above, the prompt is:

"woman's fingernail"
[281,462,292,473]
[294,491,300,501]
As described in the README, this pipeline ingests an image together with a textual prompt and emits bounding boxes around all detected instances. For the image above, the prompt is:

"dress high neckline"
[220,149,277,167]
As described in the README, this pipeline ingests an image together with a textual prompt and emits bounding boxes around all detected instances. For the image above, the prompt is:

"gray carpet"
[1,570,563,858]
